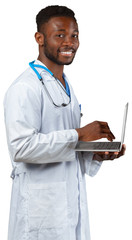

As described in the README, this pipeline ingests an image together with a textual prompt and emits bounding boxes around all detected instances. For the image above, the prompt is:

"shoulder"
[4,67,42,105]
[5,66,42,93]
[9,66,41,89]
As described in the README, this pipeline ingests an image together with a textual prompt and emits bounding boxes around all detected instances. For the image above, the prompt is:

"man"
[4,5,125,240]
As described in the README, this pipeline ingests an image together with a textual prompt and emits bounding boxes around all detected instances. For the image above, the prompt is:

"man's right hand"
[76,121,115,142]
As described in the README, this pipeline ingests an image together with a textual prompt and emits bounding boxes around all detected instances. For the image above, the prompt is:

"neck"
[37,54,64,83]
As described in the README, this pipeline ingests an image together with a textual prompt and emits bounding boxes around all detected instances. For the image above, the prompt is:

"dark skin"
[35,16,126,161]
[35,17,79,86]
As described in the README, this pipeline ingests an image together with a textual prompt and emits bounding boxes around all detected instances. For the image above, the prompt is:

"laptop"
[75,103,129,152]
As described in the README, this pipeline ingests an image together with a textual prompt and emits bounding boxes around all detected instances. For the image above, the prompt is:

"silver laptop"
[75,103,129,152]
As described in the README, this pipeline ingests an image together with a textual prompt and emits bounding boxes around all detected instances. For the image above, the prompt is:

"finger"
[104,152,109,160]
[104,151,119,160]
[110,151,120,160]
[112,151,119,155]
[101,127,114,135]
[100,133,115,142]
[122,144,126,155]
[113,152,119,159]
[100,122,111,133]
[99,121,109,126]
[100,122,115,140]
[106,132,115,141]
[116,144,126,158]
[100,122,112,131]
[93,153,103,162]
[110,155,116,160]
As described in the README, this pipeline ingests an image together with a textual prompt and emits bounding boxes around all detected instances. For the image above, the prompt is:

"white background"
[0,0,132,239]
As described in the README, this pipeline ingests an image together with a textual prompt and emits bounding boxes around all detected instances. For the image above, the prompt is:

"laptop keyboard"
[91,142,121,150]
[76,141,121,150]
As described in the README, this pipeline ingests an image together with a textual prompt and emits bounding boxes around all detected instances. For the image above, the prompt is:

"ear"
[35,32,44,46]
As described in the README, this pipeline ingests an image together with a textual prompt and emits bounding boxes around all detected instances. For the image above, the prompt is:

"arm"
[4,83,78,164]
[76,120,125,174]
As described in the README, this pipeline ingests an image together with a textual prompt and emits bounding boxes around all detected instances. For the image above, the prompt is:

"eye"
[72,34,79,39]
[56,34,65,38]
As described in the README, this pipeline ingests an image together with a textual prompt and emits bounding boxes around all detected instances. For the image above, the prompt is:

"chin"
[64,61,73,65]
[59,57,75,66]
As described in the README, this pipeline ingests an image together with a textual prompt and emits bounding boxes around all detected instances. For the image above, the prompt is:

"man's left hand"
[93,144,126,161]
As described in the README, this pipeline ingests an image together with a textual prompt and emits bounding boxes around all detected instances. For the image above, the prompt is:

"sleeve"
[79,152,102,177]
[4,83,78,164]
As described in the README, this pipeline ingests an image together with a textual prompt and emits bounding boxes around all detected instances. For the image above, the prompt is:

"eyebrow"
[55,29,79,32]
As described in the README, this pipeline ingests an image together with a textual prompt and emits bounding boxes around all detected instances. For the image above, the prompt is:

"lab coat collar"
[33,59,54,81]
[34,59,48,70]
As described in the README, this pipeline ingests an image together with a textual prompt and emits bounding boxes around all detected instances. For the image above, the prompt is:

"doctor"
[4,5,125,240]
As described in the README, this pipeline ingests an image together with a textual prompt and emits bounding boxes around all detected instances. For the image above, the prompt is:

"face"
[40,16,79,65]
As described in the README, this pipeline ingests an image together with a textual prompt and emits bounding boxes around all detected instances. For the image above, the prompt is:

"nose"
[62,36,74,47]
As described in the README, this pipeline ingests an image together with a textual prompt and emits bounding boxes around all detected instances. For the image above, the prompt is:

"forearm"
[9,129,78,164]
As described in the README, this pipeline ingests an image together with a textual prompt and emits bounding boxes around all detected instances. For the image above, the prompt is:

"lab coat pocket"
[28,182,68,232]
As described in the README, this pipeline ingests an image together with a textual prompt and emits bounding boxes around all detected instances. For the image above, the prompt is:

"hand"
[93,144,126,161]
[76,121,115,142]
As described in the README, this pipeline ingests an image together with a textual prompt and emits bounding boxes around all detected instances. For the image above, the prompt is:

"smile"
[59,51,75,57]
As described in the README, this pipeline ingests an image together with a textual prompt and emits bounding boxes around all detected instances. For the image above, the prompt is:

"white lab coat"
[4,60,102,240]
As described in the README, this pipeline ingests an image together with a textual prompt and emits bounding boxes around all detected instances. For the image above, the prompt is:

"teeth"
[60,52,73,55]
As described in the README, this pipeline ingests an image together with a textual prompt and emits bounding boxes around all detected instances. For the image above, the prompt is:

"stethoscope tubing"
[29,61,71,107]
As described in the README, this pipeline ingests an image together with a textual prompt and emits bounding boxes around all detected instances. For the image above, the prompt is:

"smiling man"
[37,16,79,65]
[4,5,125,240]
[35,10,79,85]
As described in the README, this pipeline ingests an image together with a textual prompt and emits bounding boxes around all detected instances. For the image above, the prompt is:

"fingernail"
[105,152,109,154]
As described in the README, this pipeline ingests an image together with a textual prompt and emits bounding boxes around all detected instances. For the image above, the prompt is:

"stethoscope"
[29,61,71,108]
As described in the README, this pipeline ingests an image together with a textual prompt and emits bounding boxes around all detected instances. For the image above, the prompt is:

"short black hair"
[36,5,77,32]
